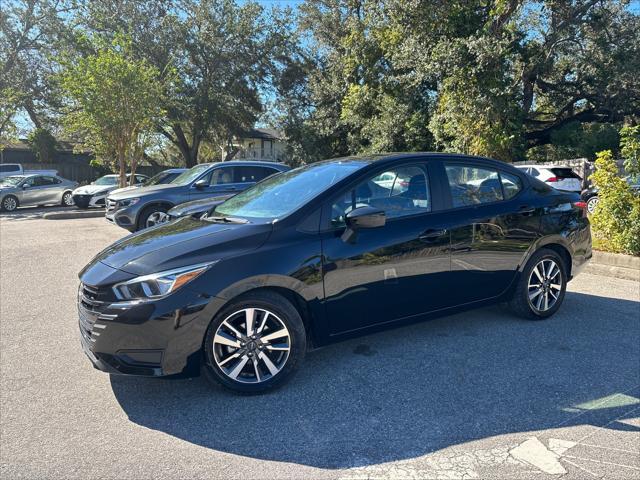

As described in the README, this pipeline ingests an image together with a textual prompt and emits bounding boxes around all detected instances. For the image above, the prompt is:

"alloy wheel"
[145,211,169,228]
[63,193,74,206]
[587,197,599,214]
[212,307,291,384]
[3,197,17,211]
[528,259,562,312]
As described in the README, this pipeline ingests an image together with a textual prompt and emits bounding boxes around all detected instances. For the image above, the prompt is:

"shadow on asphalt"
[110,291,640,468]
[0,205,76,221]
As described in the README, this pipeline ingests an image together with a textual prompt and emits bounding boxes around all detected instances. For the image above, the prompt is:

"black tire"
[61,191,74,207]
[136,205,169,231]
[202,290,306,394]
[1,195,18,212]
[509,248,567,320]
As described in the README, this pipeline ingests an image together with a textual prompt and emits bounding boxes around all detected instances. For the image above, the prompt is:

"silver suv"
[106,161,290,231]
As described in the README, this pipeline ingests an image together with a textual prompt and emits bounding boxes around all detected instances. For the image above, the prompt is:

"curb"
[43,210,105,220]
[585,251,640,281]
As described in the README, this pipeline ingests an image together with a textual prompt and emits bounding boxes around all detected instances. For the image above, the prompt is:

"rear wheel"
[1,195,18,212]
[509,248,567,320]
[61,191,74,206]
[202,291,306,394]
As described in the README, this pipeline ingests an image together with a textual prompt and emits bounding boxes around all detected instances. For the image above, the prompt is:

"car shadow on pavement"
[110,291,640,468]
[0,205,74,221]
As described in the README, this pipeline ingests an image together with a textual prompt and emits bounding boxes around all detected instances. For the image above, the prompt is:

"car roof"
[196,161,289,169]
[162,168,187,173]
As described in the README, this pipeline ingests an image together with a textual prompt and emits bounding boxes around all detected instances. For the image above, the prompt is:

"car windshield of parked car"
[94,176,118,186]
[143,172,172,186]
[172,164,211,186]
[213,161,365,220]
[0,176,24,186]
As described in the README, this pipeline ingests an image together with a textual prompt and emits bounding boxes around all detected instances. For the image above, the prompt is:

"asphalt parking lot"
[1,212,639,479]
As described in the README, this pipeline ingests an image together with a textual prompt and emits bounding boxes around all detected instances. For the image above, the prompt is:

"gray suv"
[106,161,290,231]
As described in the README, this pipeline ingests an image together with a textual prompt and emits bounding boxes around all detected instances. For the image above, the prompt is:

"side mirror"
[193,179,208,190]
[22,183,29,189]
[341,206,385,243]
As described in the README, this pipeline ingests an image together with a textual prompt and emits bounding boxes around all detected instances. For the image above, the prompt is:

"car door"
[189,166,236,200]
[19,176,49,205]
[40,176,63,203]
[438,161,540,304]
[321,162,452,335]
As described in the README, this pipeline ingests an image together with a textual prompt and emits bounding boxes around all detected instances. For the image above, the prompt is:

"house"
[231,128,287,162]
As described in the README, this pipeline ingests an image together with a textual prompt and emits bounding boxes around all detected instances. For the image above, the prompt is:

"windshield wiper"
[206,215,248,224]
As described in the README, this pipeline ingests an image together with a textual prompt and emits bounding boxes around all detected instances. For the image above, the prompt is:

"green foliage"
[527,123,620,162]
[26,128,57,162]
[620,125,640,176]
[589,150,640,255]
[58,35,164,186]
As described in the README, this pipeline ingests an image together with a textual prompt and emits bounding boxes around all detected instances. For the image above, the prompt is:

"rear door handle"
[419,229,447,241]
[519,205,535,215]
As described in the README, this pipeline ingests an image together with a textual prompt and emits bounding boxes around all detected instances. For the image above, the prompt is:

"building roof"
[241,128,283,141]
[2,139,91,154]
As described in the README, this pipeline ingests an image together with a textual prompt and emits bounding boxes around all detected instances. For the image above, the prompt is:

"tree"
[285,0,639,162]
[620,125,640,176]
[26,127,56,162]
[58,37,164,186]
[77,0,296,167]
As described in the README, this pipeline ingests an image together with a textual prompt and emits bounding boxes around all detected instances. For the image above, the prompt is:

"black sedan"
[78,153,592,393]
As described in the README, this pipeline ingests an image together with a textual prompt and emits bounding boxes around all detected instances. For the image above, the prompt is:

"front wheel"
[509,249,567,320]
[202,291,306,394]
[586,196,599,214]
[137,206,169,231]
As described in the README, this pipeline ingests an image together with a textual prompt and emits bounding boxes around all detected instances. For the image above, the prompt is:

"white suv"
[516,165,582,192]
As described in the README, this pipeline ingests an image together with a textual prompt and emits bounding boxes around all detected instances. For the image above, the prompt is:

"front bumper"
[78,278,213,376]
[73,193,107,208]
[105,199,138,231]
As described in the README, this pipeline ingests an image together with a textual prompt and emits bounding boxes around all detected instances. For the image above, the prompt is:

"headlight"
[118,198,140,207]
[112,261,217,301]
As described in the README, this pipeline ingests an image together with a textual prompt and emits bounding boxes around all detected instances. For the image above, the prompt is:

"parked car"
[581,175,640,214]
[108,168,187,197]
[516,165,582,192]
[105,161,290,232]
[161,195,232,224]
[72,173,148,209]
[0,163,59,178]
[0,174,78,211]
[78,153,591,393]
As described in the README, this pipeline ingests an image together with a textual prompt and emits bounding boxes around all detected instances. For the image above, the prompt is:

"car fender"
[516,234,573,274]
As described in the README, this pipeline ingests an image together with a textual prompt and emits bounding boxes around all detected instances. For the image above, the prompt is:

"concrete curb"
[43,210,105,220]
[584,251,640,281]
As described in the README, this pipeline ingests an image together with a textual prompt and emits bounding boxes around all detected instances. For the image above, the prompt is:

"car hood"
[0,185,18,192]
[73,184,116,195]
[108,183,180,201]
[85,216,273,276]
[168,195,233,217]
[109,184,142,196]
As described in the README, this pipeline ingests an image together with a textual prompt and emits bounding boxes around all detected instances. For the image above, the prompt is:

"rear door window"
[234,166,279,183]
[500,172,522,200]
[210,167,234,185]
[445,165,504,207]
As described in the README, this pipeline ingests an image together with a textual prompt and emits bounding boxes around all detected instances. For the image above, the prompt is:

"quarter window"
[330,165,430,227]
[445,165,504,207]
[501,172,522,200]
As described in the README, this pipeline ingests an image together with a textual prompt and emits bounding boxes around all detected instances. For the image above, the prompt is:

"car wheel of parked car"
[586,196,599,214]
[137,206,169,230]
[1,195,18,212]
[61,191,74,207]
[509,248,567,320]
[202,290,306,394]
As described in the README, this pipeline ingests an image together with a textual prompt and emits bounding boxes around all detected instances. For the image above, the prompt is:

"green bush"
[26,128,57,163]
[589,150,640,255]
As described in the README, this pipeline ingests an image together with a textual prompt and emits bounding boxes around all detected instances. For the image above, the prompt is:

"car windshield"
[144,172,171,186]
[213,161,365,220]
[172,164,212,185]
[94,176,118,185]
[0,176,24,186]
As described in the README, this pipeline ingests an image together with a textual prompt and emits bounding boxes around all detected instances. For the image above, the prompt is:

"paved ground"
[1,214,639,479]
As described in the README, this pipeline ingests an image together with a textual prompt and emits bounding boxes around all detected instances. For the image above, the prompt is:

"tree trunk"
[117,143,127,188]
[172,124,200,167]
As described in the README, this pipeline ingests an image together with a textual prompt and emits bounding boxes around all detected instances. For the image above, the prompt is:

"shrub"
[589,150,640,255]
[26,128,57,163]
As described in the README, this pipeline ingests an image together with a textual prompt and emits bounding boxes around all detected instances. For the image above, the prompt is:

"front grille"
[78,283,116,351]
[106,199,117,212]
[73,195,92,208]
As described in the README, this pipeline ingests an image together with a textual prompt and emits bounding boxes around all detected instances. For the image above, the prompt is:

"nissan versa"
[78,153,591,393]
